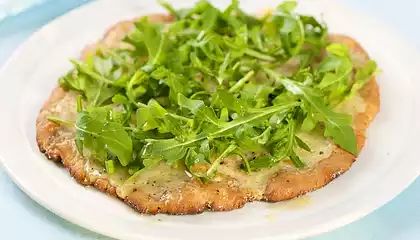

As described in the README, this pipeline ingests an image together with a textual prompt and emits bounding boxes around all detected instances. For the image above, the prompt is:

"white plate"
[0,0,419,239]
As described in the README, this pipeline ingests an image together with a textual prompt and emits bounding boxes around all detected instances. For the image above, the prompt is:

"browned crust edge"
[36,16,380,214]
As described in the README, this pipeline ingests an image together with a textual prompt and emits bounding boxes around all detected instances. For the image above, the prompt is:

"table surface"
[1,0,420,239]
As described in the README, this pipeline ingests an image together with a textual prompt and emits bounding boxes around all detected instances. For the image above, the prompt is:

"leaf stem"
[245,49,276,62]
[127,70,148,108]
[211,102,298,137]
[229,70,255,93]
[167,113,193,122]
[70,59,115,85]
[47,116,74,127]
[76,95,83,112]
[189,91,210,100]
[235,150,251,174]
[206,144,237,176]
[102,49,134,71]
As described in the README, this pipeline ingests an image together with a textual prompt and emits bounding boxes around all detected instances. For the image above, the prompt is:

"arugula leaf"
[272,118,305,168]
[151,66,199,103]
[250,26,264,51]
[219,108,230,122]
[136,99,183,133]
[85,81,119,107]
[210,102,298,138]
[301,105,317,131]
[111,94,132,124]
[247,155,275,171]
[300,15,327,47]
[295,135,311,152]
[241,82,274,108]
[273,1,305,57]
[190,51,217,77]
[178,93,222,127]
[236,125,272,152]
[345,60,378,100]
[158,0,179,18]
[60,59,122,107]
[126,70,148,107]
[222,0,239,20]
[278,1,297,12]
[163,114,195,138]
[93,56,113,77]
[200,5,220,32]
[212,89,245,114]
[324,114,356,154]
[76,109,133,166]
[134,17,169,67]
[70,59,115,85]
[142,138,190,165]
[265,68,357,154]
[326,43,350,57]
[314,43,356,105]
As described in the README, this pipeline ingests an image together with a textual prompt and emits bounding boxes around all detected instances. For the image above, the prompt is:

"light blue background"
[1,1,419,239]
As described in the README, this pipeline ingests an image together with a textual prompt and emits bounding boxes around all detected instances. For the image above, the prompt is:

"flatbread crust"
[36,15,379,214]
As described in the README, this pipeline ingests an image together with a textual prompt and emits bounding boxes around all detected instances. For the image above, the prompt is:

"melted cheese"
[83,157,130,192]
[84,159,104,181]
[119,163,191,198]
[295,131,333,166]
[54,93,78,121]
[216,156,286,197]
[335,92,366,118]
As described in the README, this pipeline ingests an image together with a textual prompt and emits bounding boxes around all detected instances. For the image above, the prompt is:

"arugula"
[134,17,169,68]
[265,68,357,154]
[76,108,133,166]
[247,117,305,170]
[142,101,298,167]
[50,0,377,177]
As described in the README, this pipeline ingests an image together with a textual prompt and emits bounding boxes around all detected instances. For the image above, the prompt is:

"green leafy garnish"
[50,0,377,177]
[75,108,133,166]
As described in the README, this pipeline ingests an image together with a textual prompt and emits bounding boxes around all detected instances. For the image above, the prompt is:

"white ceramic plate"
[1,0,419,239]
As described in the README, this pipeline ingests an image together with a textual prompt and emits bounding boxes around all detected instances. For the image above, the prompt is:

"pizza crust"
[36,15,379,214]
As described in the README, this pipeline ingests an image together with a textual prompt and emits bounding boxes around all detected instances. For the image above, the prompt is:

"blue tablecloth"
[1,1,419,239]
